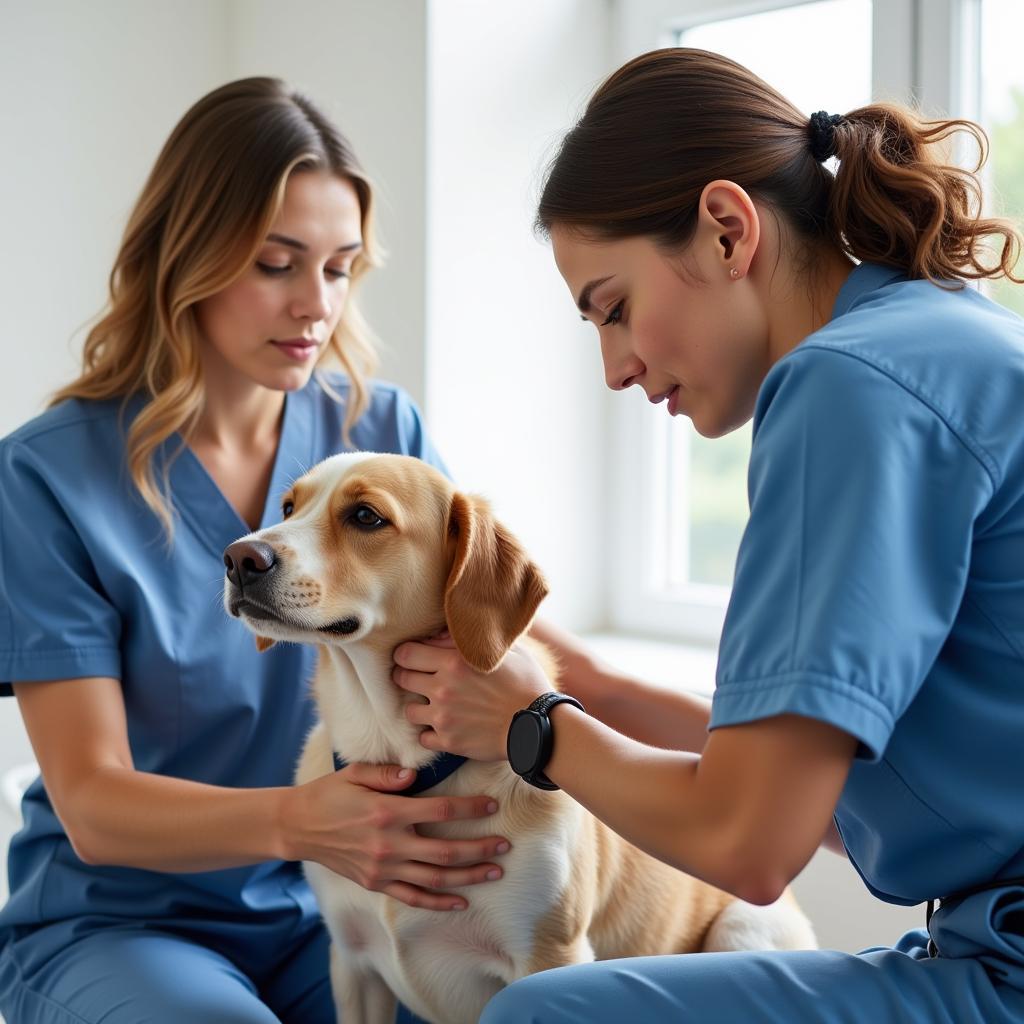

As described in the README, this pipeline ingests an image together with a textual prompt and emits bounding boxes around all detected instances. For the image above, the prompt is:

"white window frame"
[607,0,981,645]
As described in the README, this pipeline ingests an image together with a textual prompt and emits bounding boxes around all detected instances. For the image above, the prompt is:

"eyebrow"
[576,276,614,316]
[266,233,363,255]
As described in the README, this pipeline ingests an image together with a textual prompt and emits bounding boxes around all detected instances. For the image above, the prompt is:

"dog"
[222,451,816,1024]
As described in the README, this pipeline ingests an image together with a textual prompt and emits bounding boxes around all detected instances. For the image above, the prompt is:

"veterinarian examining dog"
[0,79,513,1024]
[392,48,1024,1023]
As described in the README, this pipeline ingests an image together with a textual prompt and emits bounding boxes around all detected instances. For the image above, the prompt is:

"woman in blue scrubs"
[393,49,1024,1022]
[0,78,511,1023]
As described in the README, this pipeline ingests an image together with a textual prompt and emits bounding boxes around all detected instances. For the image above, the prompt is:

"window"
[671,0,873,590]
[980,0,1024,315]
[610,0,873,644]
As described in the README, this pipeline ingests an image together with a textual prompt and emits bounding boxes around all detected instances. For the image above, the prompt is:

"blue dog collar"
[332,751,468,795]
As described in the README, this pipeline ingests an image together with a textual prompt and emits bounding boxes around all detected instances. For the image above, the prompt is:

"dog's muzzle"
[223,539,361,636]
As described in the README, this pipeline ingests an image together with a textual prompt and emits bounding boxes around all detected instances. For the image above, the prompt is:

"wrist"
[273,785,302,862]
[506,692,586,789]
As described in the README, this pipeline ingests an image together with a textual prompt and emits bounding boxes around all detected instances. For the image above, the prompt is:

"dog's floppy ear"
[255,636,276,653]
[444,492,549,673]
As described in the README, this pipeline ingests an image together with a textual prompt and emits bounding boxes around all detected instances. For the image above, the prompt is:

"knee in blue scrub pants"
[481,907,1024,1024]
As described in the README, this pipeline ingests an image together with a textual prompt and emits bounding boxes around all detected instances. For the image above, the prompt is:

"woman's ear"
[444,492,549,673]
[697,178,760,278]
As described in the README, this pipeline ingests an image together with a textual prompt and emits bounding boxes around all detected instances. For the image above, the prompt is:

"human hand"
[392,632,550,761]
[282,762,511,911]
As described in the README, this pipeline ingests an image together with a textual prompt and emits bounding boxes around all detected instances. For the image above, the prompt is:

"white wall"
[0,0,229,436]
[226,0,432,407]
[425,0,611,630]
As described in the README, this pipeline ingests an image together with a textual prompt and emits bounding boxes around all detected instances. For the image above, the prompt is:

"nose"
[223,540,277,589]
[601,342,644,391]
[290,271,333,323]
[610,370,640,391]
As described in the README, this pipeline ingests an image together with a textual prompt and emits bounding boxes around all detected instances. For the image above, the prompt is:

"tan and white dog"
[223,452,815,1024]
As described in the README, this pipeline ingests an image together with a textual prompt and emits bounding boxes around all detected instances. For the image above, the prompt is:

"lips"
[271,338,320,362]
[649,386,680,411]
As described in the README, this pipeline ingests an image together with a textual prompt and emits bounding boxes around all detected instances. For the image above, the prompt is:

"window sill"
[580,631,717,697]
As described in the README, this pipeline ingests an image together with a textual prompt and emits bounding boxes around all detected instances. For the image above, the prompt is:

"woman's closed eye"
[600,300,625,327]
[256,262,350,281]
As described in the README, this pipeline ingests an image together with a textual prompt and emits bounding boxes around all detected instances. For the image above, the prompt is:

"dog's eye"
[282,500,294,519]
[351,505,387,530]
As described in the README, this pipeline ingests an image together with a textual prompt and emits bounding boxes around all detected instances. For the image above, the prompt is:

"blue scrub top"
[711,263,1024,908]
[0,374,448,949]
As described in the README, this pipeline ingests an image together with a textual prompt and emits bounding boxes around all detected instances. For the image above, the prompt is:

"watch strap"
[515,692,585,789]
[527,691,586,717]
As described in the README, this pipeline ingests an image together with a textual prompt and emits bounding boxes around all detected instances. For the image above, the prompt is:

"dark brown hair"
[537,48,1022,286]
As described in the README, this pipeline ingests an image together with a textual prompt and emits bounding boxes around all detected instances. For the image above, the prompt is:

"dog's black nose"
[223,540,277,589]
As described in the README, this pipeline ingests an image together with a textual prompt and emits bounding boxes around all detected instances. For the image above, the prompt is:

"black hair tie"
[809,110,843,162]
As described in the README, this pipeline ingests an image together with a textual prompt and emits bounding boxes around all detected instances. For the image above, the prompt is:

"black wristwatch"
[506,692,585,790]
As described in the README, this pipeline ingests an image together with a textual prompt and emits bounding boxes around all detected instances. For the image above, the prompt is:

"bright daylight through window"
[666,0,871,593]
[981,0,1024,317]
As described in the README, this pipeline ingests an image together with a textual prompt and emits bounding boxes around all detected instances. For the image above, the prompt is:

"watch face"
[508,711,544,775]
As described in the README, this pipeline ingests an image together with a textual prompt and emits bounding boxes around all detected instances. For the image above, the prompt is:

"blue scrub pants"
[482,903,1024,1024]
[0,920,426,1024]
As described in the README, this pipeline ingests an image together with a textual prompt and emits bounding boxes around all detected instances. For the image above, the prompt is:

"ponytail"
[829,104,1022,284]
[537,48,1023,288]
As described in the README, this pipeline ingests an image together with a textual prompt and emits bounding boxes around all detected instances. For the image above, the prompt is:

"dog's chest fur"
[296,647,585,1018]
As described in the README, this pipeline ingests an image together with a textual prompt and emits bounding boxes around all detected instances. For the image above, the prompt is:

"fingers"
[391,664,435,696]
[400,859,504,892]
[343,762,416,792]
[404,703,433,727]
[418,728,443,751]
[378,841,511,912]
[423,631,455,647]
[393,641,452,672]
[406,834,512,870]
[403,706,452,750]
[381,881,468,912]
[392,792,501,827]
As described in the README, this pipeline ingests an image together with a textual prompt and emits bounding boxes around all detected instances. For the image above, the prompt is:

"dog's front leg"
[330,944,398,1024]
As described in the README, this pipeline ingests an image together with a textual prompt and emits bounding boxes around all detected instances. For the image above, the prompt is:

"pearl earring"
[729,267,740,279]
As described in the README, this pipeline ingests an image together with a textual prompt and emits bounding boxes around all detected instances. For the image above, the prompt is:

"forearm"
[595,676,712,753]
[65,764,290,872]
[543,706,852,904]
[398,633,854,903]
[542,705,765,901]
[529,617,712,752]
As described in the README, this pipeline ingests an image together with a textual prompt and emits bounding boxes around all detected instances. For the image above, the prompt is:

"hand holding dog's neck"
[316,641,439,770]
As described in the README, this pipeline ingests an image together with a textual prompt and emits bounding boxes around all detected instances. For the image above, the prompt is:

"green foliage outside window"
[688,422,752,586]
[989,86,1024,317]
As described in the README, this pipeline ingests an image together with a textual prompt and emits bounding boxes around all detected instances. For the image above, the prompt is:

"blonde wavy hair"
[51,77,382,537]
